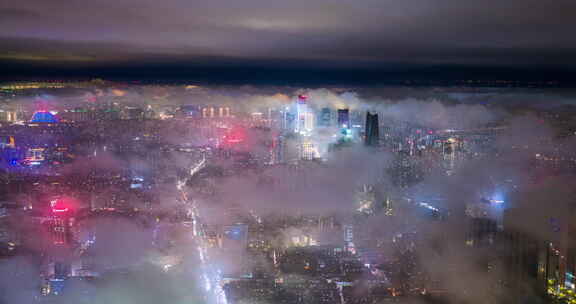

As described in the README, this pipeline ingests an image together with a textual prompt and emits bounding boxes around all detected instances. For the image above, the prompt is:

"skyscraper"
[337,109,350,129]
[283,108,296,131]
[318,108,332,127]
[365,112,379,146]
[300,139,318,161]
[270,135,284,164]
[46,198,74,246]
[295,95,313,134]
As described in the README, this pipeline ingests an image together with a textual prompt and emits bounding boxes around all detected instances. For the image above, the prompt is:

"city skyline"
[0,84,575,304]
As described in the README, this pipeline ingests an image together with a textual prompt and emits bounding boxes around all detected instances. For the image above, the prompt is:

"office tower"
[365,112,379,146]
[219,106,231,117]
[318,108,332,127]
[222,224,249,249]
[502,209,542,300]
[42,261,71,296]
[300,139,318,161]
[303,112,315,133]
[343,224,355,254]
[43,198,74,246]
[296,95,306,133]
[269,135,283,164]
[0,110,18,122]
[465,217,498,248]
[179,105,201,118]
[295,95,313,134]
[337,109,350,129]
[220,224,252,279]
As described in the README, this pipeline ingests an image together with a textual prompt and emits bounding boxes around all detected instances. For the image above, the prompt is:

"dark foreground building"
[365,112,379,147]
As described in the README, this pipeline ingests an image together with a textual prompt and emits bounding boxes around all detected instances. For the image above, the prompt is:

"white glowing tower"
[295,95,313,135]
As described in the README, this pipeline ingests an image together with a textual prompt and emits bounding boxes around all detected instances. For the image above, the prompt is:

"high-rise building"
[267,108,282,128]
[221,224,249,250]
[282,105,296,131]
[59,108,99,122]
[337,109,350,129]
[318,108,332,127]
[364,112,379,146]
[303,112,315,133]
[502,209,542,301]
[343,224,355,254]
[536,213,576,302]
[465,217,498,248]
[295,95,313,134]
[46,198,74,246]
[389,151,424,188]
[178,105,201,118]
[220,224,252,278]
[0,110,18,122]
[271,135,285,164]
[498,208,576,302]
[219,106,231,117]
[199,105,231,118]
[300,139,318,161]
[442,137,464,175]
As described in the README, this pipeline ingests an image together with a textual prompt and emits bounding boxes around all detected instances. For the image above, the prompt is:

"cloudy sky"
[1,0,576,77]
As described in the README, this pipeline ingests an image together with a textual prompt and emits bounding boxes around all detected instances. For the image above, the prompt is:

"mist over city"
[0,82,575,304]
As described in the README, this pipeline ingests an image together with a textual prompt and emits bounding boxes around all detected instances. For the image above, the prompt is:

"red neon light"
[50,199,71,213]
[223,127,246,145]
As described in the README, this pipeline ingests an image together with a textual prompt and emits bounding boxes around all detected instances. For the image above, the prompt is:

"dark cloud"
[1,0,576,70]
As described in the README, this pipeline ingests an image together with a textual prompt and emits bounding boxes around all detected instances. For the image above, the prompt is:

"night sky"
[1,0,576,81]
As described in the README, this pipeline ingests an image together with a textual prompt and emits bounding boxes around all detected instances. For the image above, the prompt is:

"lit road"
[178,153,228,304]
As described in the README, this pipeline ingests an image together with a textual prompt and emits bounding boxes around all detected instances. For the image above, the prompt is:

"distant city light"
[418,202,439,212]
[30,111,58,123]
[2,79,573,303]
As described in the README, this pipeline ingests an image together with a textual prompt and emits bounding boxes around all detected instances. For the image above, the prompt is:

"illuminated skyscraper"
[0,110,18,122]
[303,112,315,133]
[295,95,313,134]
[300,139,319,161]
[343,224,355,254]
[281,104,296,131]
[45,198,74,246]
[364,112,379,147]
[442,137,466,175]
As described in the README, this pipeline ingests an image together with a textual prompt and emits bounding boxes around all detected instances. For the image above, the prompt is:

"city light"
[418,202,439,212]
[50,199,69,213]
[0,78,571,304]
